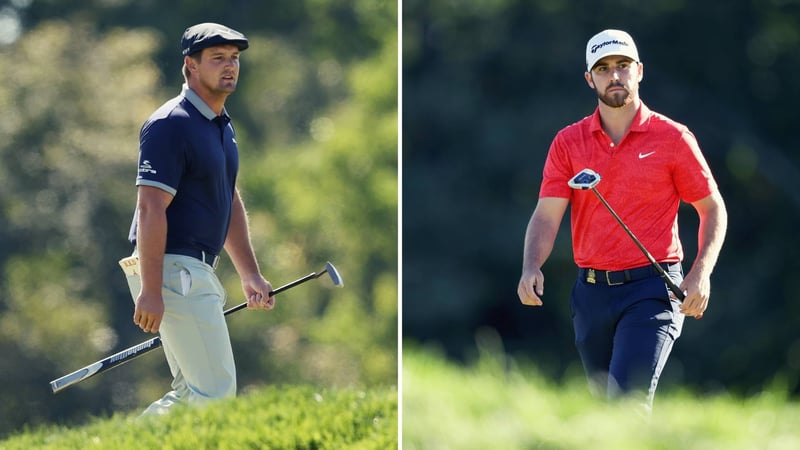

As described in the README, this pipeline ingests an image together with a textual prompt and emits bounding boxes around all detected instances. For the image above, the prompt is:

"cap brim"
[587,52,638,71]
[184,37,249,56]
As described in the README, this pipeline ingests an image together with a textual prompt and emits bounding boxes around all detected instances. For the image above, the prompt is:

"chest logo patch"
[638,151,656,159]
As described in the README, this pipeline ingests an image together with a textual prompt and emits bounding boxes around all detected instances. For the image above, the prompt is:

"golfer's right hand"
[517,269,544,306]
[133,293,165,333]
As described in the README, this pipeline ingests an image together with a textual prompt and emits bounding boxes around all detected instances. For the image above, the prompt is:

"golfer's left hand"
[243,276,275,310]
[679,272,710,319]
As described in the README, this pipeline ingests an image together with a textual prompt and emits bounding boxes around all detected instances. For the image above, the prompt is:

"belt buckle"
[586,269,596,284]
[605,270,624,286]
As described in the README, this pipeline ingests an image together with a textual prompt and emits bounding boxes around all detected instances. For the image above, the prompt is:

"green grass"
[403,349,800,450]
[0,385,397,450]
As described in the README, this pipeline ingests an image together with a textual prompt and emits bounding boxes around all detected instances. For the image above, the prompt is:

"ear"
[637,62,644,83]
[584,71,595,89]
[184,56,196,71]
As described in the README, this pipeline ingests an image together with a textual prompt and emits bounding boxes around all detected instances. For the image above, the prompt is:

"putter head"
[325,261,344,287]
[568,168,601,190]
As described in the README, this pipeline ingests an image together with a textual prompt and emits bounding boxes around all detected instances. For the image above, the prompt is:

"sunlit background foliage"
[0,0,396,436]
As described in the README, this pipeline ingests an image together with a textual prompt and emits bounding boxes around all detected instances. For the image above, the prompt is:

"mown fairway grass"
[0,384,397,450]
[403,349,800,450]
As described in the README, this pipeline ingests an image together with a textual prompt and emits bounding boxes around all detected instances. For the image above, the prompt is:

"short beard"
[594,81,634,108]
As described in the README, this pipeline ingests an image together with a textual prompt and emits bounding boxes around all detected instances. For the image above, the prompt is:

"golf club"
[567,168,685,301]
[50,261,343,394]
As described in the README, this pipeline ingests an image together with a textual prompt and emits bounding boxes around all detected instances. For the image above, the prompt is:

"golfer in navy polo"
[124,23,276,416]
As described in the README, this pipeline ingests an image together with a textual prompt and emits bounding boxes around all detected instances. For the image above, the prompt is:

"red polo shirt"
[539,102,717,271]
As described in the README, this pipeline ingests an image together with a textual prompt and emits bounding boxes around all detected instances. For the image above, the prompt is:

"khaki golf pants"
[123,253,236,416]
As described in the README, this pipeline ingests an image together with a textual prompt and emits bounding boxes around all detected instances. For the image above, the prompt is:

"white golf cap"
[585,29,639,71]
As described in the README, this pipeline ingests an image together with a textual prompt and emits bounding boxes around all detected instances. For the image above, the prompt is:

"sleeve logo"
[138,160,158,174]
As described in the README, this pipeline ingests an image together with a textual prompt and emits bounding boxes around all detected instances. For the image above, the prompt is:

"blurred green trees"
[0,0,396,436]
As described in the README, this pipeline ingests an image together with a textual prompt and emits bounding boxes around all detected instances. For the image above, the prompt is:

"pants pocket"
[663,271,684,305]
[163,263,190,297]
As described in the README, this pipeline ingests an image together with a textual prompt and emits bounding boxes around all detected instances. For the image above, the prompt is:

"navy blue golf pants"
[570,267,685,406]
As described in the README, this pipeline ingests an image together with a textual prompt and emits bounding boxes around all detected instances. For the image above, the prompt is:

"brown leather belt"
[578,263,681,286]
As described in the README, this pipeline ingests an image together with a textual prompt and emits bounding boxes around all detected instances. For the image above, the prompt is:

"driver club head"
[568,168,602,190]
[324,261,344,287]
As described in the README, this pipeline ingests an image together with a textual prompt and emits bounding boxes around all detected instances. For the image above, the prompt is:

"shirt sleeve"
[538,132,575,199]
[135,118,184,196]
[673,129,718,203]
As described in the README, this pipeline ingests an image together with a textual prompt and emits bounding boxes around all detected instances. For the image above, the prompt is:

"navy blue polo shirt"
[128,85,239,256]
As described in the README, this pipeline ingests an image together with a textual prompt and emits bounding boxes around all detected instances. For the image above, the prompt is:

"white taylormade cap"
[585,29,640,71]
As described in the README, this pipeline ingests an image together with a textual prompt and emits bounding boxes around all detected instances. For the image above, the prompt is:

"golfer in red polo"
[517,29,728,410]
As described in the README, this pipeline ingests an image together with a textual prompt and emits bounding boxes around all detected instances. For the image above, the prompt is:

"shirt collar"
[181,84,229,121]
[589,101,652,133]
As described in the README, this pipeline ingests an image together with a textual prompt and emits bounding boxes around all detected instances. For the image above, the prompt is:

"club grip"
[667,280,686,301]
[223,272,319,315]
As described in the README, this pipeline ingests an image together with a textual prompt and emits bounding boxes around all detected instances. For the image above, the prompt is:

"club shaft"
[51,269,326,393]
[590,187,685,301]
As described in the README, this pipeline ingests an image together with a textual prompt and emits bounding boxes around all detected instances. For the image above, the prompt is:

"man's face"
[585,56,642,108]
[193,44,241,95]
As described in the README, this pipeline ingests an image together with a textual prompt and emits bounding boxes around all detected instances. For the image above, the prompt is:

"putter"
[568,168,685,301]
[50,262,344,394]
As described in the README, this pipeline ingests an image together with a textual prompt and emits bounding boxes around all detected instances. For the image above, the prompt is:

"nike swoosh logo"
[639,151,656,159]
